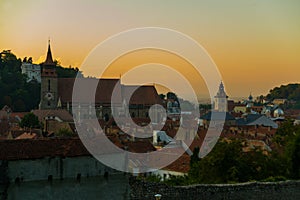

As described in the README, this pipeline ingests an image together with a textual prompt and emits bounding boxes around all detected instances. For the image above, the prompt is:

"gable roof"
[0,138,90,161]
[236,114,278,128]
[58,78,123,104]
[32,109,73,122]
[200,111,235,121]
[122,85,163,105]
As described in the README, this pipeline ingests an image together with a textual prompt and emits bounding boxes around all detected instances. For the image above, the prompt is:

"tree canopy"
[19,113,40,128]
[0,50,82,112]
[266,84,300,101]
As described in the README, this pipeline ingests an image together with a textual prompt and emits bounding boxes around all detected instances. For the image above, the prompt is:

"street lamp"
[154,194,162,200]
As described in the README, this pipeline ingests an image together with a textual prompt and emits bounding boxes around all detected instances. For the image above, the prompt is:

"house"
[236,114,278,129]
[294,116,300,125]
[201,111,236,128]
[273,99,287,106]
[21,62,41,83]
[32,109,74,135]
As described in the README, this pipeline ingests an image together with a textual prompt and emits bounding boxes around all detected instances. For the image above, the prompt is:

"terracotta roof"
[10,112,28,119]
[122,85,163,105]
[15,132,38,140]
[58,78,122,104]
[0,138,90,160]
[32,109,73,122]
[201,111,235,121]
[125,140,156,153]
[163,153,190,173]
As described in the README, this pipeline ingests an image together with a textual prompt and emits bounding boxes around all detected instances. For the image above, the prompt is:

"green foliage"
[266,84,300,108]
[56,127,74,137]
[144,121,300,186]
[261,176,287,182]
[189,138,300,184]
[144,174,162,183]
[166,92,178,100]
[0,50,82,112]
[159,94,166,100]
[289,132,300,179]
[190,147,200,167]
[266,84,300,101]
[53,65,83,78]
[199,104,212,110]
[0,50,40,111]
[164,175,190,186]
[20,113,40,128]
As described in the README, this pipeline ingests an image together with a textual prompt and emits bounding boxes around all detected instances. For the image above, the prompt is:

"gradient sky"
[1,0,299,100]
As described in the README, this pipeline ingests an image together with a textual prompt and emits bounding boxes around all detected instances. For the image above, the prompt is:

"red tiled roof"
[125,140,156,153]
[10,112,28,119]
[163,153,190,173]
[58,78,122,104]
[32,109,73,122]
[0,138,90,160]
[15,132,38,140]
[122,85,163,105]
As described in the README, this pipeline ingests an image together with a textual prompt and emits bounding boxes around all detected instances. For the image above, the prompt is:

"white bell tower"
[214,81,228,112]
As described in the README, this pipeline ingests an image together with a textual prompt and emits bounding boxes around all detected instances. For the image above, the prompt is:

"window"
[48,79,51,91]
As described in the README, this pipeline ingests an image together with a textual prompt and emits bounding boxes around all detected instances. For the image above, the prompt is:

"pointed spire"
[216,81,227,97]
[44,39,55,66]
[57,97,62,108]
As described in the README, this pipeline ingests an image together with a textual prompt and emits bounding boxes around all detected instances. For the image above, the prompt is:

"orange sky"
[1,0,299,99]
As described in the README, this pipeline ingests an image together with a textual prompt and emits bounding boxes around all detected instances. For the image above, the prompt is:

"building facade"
[39,41,163,120]
[214,81,228,112]
[21,62,41,83]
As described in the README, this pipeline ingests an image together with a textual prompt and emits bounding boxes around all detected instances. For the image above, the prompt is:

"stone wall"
[1,174,129,200]
[0,156,126,200]
[129,177,300,200]
[6,156,117,183]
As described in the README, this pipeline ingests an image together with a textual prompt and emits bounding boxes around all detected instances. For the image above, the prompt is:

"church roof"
[32,109,73,122]
[43,40,55,66]
[58,78,123,104]
[122,85,163,105]
[57,78,162,106]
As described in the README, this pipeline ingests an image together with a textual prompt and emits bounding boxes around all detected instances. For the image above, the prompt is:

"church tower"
[40,40,58,109]
[214,81,228,112]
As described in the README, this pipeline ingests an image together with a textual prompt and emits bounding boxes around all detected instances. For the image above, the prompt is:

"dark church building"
[39,41,163,121]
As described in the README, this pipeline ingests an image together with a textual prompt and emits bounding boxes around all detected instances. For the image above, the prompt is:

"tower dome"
[273,108,284,118]
[248,93,253,101]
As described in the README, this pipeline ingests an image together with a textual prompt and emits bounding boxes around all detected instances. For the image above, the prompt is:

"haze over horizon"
[1,0,299,99]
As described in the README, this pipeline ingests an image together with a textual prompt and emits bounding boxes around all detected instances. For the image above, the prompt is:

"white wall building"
[21,62,41,83]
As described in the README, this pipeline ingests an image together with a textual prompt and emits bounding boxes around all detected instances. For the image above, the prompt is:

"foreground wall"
[129,177,300,200]
[0,156,127,200]
[6,156,118,183]
[1,174,129,200]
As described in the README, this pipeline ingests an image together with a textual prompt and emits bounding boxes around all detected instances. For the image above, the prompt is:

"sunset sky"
[1,0,299,100]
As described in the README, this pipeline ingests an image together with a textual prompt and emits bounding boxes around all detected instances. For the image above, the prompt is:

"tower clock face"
[44,92,54,100]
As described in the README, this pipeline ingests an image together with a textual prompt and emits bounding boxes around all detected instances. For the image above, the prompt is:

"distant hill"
[266,84,300,101]
[265,83,300,109]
